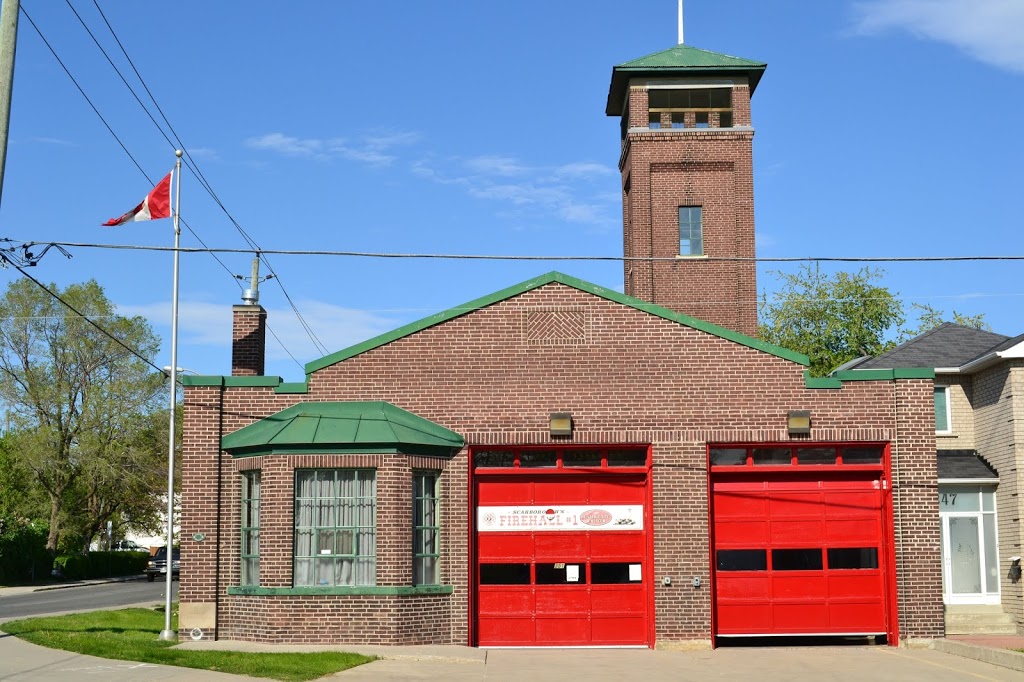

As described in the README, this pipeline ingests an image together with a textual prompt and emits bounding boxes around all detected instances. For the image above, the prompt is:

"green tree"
[0,279,165,552]
[759,264,905,376]
[899,302,991,342]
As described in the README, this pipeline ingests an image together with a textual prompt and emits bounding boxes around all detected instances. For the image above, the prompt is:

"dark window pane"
[797,447,837,465]
[606,449,647,467]
[753,447,791,466]
[671,111,686,128]
[695,112,709,128]
[842,447,884,465]
[711,448,747,466]
[717,549,767,571]
[519,450,557,468]
[480,563,530,585]
[563,450,602,467]
[536,563,580,584]
[592,562,641,583]
[648,111,661,129]
[772,549,823,571]
[690,89,711,108]
[709,89,731,108]
[649,90,671,108]
[475,450,515,468]
[718,111,733,128]
[828,547,878,570]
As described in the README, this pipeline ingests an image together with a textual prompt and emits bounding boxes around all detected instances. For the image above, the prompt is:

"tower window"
[648,88,732,129]
[679,206,703,256]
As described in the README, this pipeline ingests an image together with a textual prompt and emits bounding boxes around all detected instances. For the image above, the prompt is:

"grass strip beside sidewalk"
[1,608,374,681]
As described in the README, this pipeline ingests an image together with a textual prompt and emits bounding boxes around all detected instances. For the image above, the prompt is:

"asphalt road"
[0,579,178,620]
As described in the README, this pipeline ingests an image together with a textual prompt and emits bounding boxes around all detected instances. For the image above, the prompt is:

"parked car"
[111,539,144,552]
[145,546,180,582]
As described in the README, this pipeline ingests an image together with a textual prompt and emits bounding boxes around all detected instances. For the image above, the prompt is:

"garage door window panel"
[772,548,823,571]
[480,563,531,585]
[827,547,879,569]
[717,549,767,571]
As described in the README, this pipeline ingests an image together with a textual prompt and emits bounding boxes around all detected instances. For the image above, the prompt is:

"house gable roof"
[855,323,1010,370]
[606,43,767,115]
[304,271,809,375]
[220,401,465,458]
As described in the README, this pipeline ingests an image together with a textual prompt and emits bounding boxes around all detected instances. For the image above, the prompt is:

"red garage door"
[710,444,896,642]
[473,447,652,647]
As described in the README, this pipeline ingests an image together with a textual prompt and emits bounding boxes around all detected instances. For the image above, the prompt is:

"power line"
[83,0,327,356]
[25,4,304,367]
[2,258,164,375]
[15,240,1024,263]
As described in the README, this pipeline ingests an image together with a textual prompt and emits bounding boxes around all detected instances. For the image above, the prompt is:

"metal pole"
[159,150,183,641]
[0,0,20,209]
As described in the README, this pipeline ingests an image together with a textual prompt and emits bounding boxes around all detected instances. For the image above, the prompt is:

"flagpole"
[159,149,183,641]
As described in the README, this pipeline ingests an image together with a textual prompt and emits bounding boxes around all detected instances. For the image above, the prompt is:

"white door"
[939,486,1000,605]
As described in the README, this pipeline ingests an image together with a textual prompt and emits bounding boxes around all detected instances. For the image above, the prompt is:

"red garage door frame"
[708,443,898,646]
[469,445,655,648]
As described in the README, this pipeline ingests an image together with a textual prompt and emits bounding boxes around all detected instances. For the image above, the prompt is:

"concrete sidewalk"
[0,574,146,597]
[173,639,1024,681]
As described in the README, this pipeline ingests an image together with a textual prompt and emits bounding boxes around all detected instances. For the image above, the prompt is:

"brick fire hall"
[177,41,943,648]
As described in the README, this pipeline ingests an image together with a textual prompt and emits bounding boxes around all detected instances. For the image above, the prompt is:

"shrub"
[54,551,149,580]
[0,518,50,584]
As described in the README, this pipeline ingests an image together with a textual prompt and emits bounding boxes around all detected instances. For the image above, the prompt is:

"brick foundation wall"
[181,282,942,645]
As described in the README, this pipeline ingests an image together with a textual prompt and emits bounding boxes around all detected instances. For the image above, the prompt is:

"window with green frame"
[294,469,376,586]
[241,470,260,586]
[679,206,703,256]
[413,472,440,585]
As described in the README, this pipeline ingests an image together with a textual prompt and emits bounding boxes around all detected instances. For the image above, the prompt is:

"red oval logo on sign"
[580,509,612,526]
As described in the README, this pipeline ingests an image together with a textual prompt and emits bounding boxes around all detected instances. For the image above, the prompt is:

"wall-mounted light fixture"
[787,410,811,436]
[549,411,573,438]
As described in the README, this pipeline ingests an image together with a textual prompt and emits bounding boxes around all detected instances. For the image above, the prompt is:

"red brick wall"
[231,305,266,377]
[181,283,942,645]
[621,83,757,337]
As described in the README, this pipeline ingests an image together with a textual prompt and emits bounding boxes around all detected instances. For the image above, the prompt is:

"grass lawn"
[1,608,374,681]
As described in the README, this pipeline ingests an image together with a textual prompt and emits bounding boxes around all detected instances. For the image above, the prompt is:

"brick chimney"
[232,304,267,376]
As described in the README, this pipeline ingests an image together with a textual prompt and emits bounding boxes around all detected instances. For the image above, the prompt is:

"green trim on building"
[804,372,843,390]
[274,382,309,394]
[833,368,935,381]
[305,271,808,374]
[606,43,767,115]
[221,401,465,458]
[806,367,934,389]
[227,585,454,597]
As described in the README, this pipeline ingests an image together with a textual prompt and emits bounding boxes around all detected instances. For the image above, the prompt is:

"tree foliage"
[759,265,905,376]
[760,266,990,376]
[0,279,166,552]
[899,303,992,342]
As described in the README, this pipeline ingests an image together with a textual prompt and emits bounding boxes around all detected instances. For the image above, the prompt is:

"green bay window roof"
[221,401,464,458]
[606,44,767,115]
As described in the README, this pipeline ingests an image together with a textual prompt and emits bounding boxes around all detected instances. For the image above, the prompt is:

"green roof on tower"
[605,44,767,116]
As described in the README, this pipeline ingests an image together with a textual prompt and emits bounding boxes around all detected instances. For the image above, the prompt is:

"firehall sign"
[477,505,644,531]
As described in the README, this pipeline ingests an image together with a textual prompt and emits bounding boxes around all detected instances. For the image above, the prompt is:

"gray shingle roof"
[937,450,998,480]
[856,323,1009,370]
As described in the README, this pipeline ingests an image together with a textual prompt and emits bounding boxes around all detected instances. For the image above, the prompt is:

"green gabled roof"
[606,44,767,115]
[305,271,808,375]
[221,401,464,458]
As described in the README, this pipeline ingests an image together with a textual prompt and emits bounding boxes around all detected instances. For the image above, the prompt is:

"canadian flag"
[102,172,172,226]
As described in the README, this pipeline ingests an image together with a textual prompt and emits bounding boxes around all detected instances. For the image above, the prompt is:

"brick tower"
[607,45,766,337]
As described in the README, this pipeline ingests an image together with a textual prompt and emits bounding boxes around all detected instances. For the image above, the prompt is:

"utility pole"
[0,0,18,209]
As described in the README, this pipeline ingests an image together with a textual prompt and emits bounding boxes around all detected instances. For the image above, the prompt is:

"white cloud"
[851,0,1024,73]
[27,136,75,146]
[245,129,420,166]
[415,154,618,229]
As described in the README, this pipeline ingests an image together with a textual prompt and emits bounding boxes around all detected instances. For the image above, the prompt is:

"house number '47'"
[941,493,957,506]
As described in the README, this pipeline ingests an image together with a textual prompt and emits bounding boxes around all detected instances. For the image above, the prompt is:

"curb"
[29,575,148,592]
[933,639,1024,673]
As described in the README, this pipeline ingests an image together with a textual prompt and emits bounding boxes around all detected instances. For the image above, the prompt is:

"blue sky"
[2,0,1021,380]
